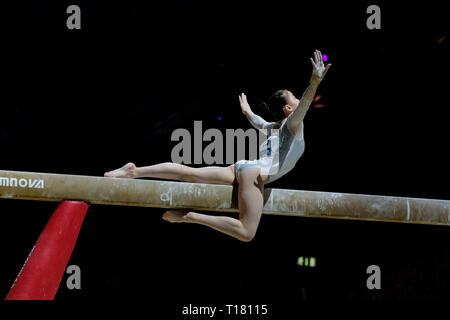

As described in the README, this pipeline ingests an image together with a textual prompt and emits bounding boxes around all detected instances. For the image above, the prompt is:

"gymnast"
[104,50,331,242]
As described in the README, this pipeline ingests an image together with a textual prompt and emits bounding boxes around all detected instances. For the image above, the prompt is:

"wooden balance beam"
[1,170,449,226]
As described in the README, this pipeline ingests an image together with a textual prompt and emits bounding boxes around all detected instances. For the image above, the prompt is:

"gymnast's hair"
[258,89,289,126]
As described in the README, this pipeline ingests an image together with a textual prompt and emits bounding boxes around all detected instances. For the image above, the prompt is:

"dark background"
[0,0,449,314]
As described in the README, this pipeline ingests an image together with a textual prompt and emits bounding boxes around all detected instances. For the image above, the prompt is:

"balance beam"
[1,170,449,226]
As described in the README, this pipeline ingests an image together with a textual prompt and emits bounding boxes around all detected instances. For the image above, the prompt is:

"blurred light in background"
[297,256,316,268]
[218,116,222,120]
[312,95,326,109]
[436,35,446,44]
[322,54,328,62]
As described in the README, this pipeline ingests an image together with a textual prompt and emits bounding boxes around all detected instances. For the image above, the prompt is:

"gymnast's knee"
[240,228,257,242]
[168,163,195,182]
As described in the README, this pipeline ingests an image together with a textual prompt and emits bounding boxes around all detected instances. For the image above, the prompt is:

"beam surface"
[1,170,449,226]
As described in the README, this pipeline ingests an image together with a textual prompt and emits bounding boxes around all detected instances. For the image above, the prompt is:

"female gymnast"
[104,49,331,242]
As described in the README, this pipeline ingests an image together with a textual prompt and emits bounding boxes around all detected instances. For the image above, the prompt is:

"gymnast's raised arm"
[286,49,331,135]
[239,92,275,130]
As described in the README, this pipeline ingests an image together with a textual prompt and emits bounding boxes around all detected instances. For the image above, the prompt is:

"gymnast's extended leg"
[104,162,235,185]
[105,163,265,242]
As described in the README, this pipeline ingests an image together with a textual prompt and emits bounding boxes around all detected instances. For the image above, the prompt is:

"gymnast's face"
[282,90,300,117]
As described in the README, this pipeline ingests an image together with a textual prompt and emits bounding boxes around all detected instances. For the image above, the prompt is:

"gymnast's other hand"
[310,49,331,84]
[238,92,252,115]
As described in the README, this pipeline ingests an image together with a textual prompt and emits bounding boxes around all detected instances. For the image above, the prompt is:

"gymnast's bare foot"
[104,162,137,178]
[162,210,190,223]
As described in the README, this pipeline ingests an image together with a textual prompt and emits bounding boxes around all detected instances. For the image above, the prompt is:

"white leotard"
[235,99,310,184]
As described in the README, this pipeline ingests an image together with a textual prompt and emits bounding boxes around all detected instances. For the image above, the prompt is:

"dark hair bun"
[256,101,272,120]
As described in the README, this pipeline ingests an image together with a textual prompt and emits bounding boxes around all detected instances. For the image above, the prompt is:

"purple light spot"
[218,116,222,120]
[322,54,328,62]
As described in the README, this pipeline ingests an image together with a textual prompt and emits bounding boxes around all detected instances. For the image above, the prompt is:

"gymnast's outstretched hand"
[310,49,332,84]
[238,92,252,115]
